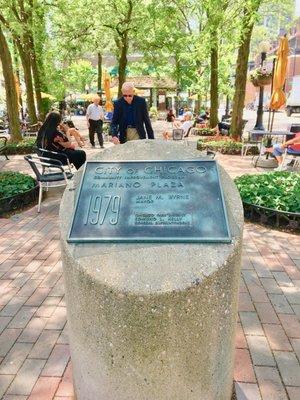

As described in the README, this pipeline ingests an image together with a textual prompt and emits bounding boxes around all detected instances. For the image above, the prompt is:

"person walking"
[86,96,105,148]
[111,82,154,144]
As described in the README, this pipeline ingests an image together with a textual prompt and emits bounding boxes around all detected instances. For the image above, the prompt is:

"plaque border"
[67,160,231,244]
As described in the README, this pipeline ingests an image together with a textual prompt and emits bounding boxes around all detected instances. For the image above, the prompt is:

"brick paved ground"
[0,123,299,399]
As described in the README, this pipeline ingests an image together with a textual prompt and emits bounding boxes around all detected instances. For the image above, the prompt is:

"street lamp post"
[253,41,270,131]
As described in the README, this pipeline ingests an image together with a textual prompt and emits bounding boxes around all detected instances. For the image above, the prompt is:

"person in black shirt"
[36,112,86,170]
[199,107,210,122]
[111,82,154,144]
[166,108,175,123]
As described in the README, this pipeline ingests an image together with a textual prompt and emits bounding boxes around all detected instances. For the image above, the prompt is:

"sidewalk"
[0,132,299,399]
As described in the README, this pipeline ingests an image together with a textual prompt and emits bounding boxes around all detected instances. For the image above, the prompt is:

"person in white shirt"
[179,112,194,137]
[163,112,193,140]
[86,96,105,148]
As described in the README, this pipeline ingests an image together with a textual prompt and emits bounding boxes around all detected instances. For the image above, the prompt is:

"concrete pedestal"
[60,140,244,400]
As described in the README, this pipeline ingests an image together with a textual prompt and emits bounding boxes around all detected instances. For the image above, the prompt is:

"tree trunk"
[28,33,43,119]
[117,34,128,98]
[97,52,102,93]
[195,93,202,114]
[0,26,22,142]
[210,37,219,128]
[230,1,261,140]
[13,43,24,120]
[16,39,37,124]
[229,33,252,140]
[175,53,181,113]
[32,6,51,116]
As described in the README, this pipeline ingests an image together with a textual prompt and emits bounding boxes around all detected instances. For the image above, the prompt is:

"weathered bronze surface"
[68,160,231,243]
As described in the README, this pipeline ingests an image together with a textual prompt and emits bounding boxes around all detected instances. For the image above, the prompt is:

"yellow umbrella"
[269,36,289,110]
[110,86,119,97]
[14,73,21,111]
[103,73,114,112]
[82,93,97,101]
[41,92,56,101]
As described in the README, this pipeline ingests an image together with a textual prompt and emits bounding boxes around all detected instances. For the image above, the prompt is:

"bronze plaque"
[68,160,231,243]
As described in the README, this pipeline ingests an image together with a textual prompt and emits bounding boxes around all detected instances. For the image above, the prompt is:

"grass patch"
[234,172,300,213]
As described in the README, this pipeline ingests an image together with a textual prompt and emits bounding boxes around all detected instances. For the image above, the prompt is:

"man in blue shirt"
[111,82,154,144]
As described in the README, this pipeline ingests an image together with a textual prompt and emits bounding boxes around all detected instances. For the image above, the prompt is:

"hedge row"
[197,139,259,155]
[3,138,37,155]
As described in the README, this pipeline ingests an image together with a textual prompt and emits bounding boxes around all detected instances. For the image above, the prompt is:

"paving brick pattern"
[0,144,299,399]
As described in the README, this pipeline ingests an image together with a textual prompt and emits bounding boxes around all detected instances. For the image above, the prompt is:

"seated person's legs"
[163,130,171,140]
[265,144,284,165]
[64,149,86,170]
[69,128,85,147]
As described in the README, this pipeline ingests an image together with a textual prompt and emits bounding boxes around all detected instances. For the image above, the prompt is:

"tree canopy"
[0,0,296,140]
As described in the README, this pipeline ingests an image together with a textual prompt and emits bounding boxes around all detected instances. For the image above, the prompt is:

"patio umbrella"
[14,73,21,111]
[103,73,114,112]
[268,36,289,130]
[41,92,56,101]
[82,93,98,102]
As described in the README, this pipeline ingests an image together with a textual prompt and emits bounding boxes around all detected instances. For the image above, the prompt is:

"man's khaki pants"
[126,128,139,141]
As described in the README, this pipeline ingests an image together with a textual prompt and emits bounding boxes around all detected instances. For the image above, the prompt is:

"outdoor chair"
[24,155,73,213]
[172,128,184,140]
[183,126,193,138]
[278,148,300,171]
[278,127,300,171]
[241,131,264,156]
[22,123,41,137]
[279,124,300,170]
[0,136,9,160]
[37,148,73,173]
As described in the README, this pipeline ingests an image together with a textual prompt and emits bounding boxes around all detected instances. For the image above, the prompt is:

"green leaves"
[234,172,300,213]
[65,60,96,93]
[197,139,244,154]
[5,138,37,155]
[0,171,36,200]
[195,128,216,136]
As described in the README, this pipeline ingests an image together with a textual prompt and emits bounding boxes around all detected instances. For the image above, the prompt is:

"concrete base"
[60,140,244,400]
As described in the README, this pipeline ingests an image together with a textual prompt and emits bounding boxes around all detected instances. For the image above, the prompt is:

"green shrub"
[0,171,36,200]
[4,138,37,155]
[195,128,216,136]
[197,139,242,154]
[197,139,259,155]
[234,172,300,213]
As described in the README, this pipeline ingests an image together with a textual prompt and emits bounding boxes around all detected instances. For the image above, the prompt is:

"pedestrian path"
[0,145,299,399]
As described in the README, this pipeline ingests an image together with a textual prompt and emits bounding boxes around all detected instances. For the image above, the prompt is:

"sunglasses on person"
[123,94,133,98]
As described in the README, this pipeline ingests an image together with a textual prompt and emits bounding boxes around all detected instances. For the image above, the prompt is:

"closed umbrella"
[41,92,56,101]
[269,36,289,130]
[103,73,114,112]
